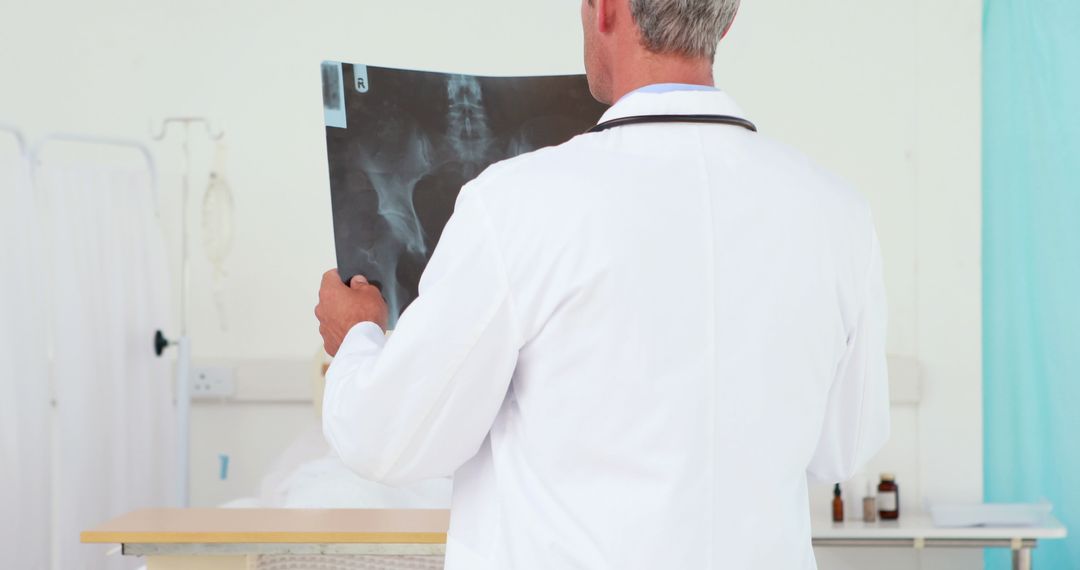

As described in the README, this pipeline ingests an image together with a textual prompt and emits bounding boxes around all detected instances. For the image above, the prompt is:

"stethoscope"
[587,114,757,134]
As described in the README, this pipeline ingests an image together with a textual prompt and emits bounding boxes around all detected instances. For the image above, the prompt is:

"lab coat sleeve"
[322,186,522,485]
[806,226,890,483]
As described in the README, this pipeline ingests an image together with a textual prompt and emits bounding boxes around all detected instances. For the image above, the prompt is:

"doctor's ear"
[586,0,615,34]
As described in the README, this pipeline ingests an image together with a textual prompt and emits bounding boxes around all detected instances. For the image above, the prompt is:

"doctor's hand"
[315,269,388,357]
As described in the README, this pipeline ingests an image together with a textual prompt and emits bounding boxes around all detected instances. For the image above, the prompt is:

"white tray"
[929,503,1052,528]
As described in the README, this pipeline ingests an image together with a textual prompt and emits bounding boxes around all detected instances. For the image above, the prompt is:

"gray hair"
[629,0,740,60]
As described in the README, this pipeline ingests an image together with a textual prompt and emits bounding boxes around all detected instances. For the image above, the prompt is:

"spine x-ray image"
[322,62,608,326]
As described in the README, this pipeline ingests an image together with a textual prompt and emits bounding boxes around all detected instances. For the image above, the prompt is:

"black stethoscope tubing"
[587,114,757,134]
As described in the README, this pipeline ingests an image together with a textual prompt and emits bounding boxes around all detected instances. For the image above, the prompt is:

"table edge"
[81,530,449,545]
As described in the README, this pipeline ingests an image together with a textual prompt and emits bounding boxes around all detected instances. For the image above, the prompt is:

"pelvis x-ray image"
[322,62,608,326]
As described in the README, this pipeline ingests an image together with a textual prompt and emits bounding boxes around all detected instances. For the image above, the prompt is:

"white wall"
[1,0,981,567]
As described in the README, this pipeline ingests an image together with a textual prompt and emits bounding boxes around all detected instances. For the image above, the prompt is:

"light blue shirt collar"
[622,83,719,101]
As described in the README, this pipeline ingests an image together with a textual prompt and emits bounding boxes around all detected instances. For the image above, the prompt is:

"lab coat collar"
[597,88,750,126]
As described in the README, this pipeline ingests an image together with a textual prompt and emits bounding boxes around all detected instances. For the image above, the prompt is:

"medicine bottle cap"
[880,473,895,482]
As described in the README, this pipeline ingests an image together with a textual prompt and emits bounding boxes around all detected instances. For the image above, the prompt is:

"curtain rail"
[30,132,158,212]
[0,123,28,159]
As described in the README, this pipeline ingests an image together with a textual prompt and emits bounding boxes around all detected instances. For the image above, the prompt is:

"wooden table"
[82,509,451,570]
[85,508,1067,570]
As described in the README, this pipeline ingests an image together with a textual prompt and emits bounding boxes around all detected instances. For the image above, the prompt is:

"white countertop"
[811,513,1067,540]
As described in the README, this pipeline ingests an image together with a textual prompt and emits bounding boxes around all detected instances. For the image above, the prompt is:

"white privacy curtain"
[38,163,175,570]
[0,154,51,568]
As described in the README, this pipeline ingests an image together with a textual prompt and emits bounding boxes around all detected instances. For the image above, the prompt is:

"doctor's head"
[581,0,739,104]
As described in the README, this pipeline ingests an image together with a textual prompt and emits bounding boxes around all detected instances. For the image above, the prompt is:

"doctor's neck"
[607,53,716,103]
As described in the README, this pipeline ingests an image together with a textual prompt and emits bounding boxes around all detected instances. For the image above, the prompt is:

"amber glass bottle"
[878,473,900,520]
[832,484,844,522]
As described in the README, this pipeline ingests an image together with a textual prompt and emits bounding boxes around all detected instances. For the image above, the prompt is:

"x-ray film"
[322,62,608,326]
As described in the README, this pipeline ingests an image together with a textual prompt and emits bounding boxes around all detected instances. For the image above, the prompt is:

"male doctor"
[315,0,890,567]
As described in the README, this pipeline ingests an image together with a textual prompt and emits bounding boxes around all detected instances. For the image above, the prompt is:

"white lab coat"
[323,89,890,569]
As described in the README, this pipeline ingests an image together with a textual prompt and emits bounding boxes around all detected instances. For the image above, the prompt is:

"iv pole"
[151,117,224,508]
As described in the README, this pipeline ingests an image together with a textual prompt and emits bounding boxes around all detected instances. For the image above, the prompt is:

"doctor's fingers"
[349,276,386,297]
[318,270,349,304]
[313,298,339,322]
[321,269,346,288]
[318,321,344,355]
[318,321,334,342]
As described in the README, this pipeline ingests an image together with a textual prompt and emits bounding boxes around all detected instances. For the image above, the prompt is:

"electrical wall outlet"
[191,366,235,399]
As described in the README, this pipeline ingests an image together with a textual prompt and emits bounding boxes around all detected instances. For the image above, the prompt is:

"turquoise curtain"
[983,0,1080,568]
